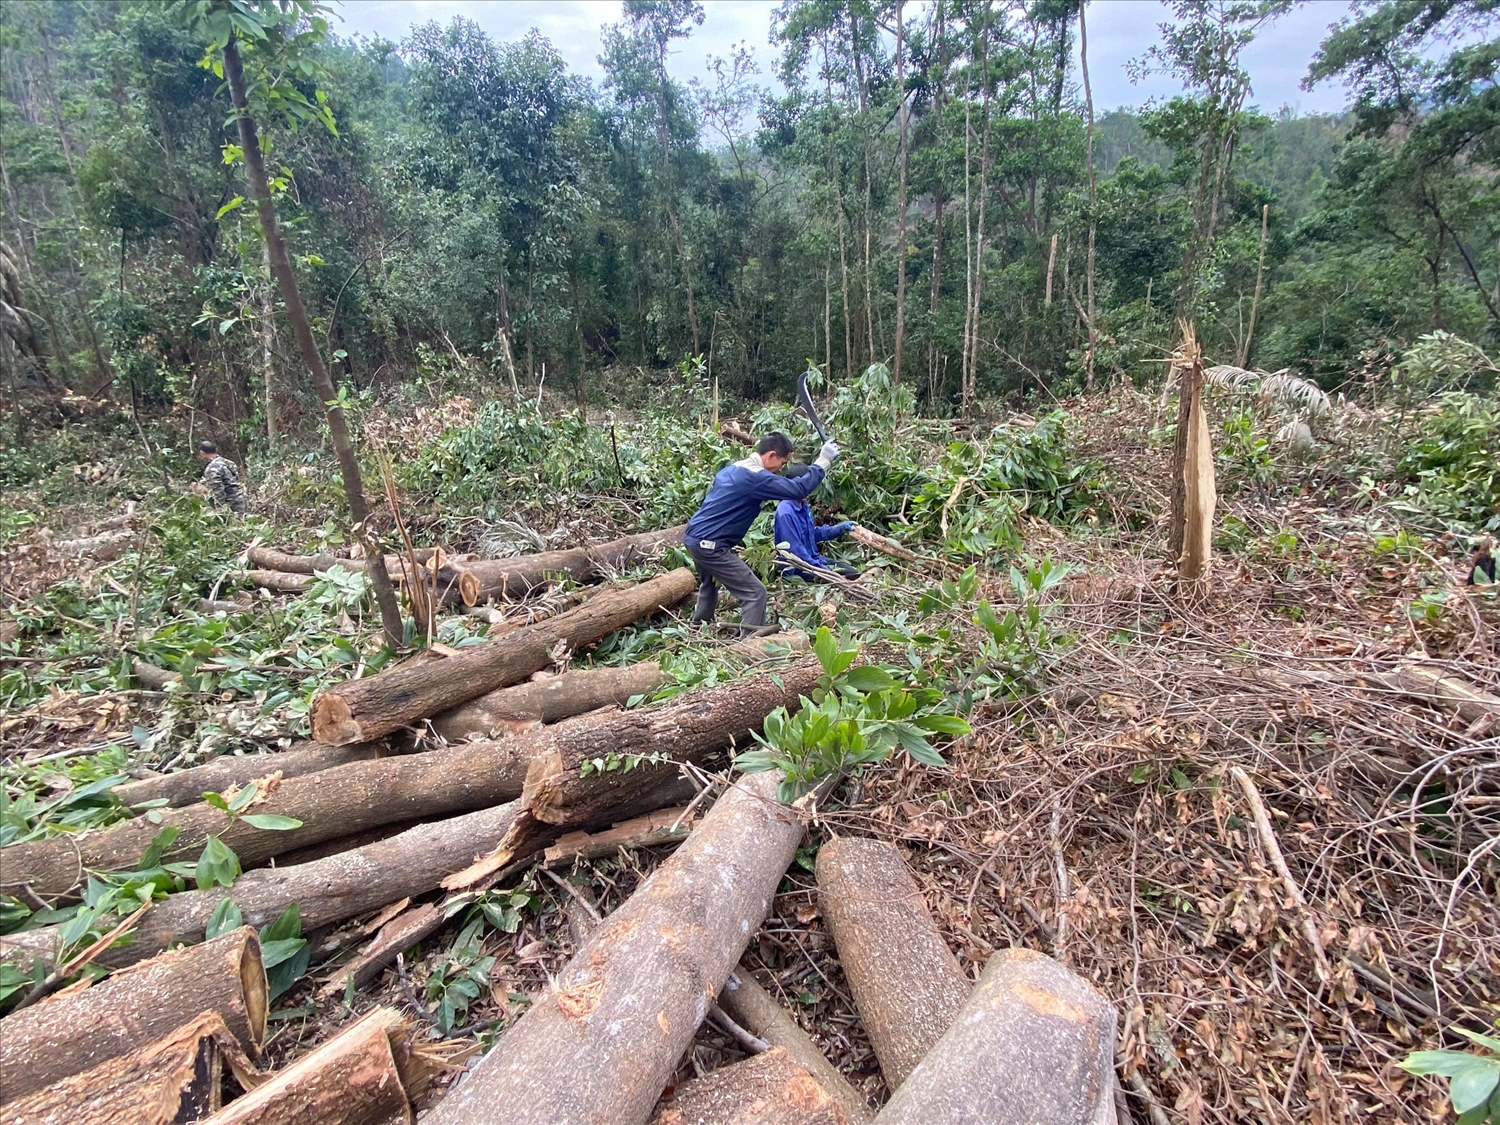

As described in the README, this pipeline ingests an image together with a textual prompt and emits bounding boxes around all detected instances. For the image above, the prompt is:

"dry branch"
[425,771,805,1125]
[543,807,694,866]
[816,836,972,1090]
[873,948,1119,1125]
[718,970,875,1124]
[431,661,666,741]
[651,1046,852,1125]
[0,1011,257,1125]
[0,926,267,1103]
[312,568,694,744]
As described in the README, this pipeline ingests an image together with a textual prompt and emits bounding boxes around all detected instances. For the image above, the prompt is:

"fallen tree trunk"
[871,948,1119,1125]
[0,926,267,1103]
[425,770,804,1125]
[816,836,971,1090]
[456,524,687,606]
[112,740,387,809]
[245,545,344,573]
[0,767,700,976]
[2,656,805,903]
[313,567,695,745]
[202,1007,415,1125]
[848,526,952,575]
[130,658,182,691]
[718,970,874,1124]
[651,1047,850,1125]
[0,1012,256,1125]
[431,662,666,740]
[239,570,314,593]
[441,658,823,889]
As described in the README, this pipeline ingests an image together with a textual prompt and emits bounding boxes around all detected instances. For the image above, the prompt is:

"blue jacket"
[684,454,826,548]
[774,500,853,576]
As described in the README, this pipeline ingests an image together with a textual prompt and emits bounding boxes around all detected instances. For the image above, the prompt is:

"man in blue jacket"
[684,431,839,635]
[773,467,858,581]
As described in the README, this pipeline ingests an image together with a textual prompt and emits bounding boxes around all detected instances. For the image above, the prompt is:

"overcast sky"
[334,0,1361,115]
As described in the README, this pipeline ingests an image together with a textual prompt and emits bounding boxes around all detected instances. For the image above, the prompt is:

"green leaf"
[915,713,971,735]
[241,814,304,831]
[843,666,895,693]
[202,791,230,812]
[205,898,243,940]
[812,627,838,675]
[226,785,259,813]
[1450,1059,1500,1114]
[260,902,302,944]
[137,826,181,870]
[903,738,947,768]
[215,196,244,219]
[194,836,241,890]
[258,937,307,969]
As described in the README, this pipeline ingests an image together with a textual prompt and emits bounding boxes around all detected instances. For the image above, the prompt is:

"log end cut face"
[310,691,361,745]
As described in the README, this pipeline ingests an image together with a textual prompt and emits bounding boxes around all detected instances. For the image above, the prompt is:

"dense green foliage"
[2,0,1494,456]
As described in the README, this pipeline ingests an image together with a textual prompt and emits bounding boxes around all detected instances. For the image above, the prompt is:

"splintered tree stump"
[453,525,686,606]
[652,1047,852,1125]
[425,771,805,1125]
[872,948,1119,1125]
[717,970,874,1124]
[112,740,387,809]
[312,568,695,745]
[0,926,267,1103]
[816,836,971,1090]
[0,1012,257,1125]
[2,659,812,904]
[430,661,667,741]
[202,1007,414,1125]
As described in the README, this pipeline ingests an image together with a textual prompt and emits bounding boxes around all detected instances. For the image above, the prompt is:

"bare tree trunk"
[425,771,804,1125]
[872,949,1119,1125]
[1045,232,1058,305]
[892,0,909,383]
[111,739,385,809]
[966,4,993,414]
[260,241,277,452]
[431,661,666,741]
[0,928,267,1103]
[220,41,402,648]
[1238,203,1269,366]
[1079,3,1097,392]
[816,837,971,1090]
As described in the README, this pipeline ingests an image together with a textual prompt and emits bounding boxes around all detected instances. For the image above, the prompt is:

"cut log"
[0,1011,257,1125]
[1374,662,1500,725]
[544,807,694,866]
[441,658,823,889]
[53,529,132,560]
[130,658,182,691]
[424,770,804,1125]
[201,1007,413,1125]
[113,740,387,809]
[200,598,253,614]
[847,526,950,575]
[720,422,756,447]
[245,545,344,573]
[239,569,315,593]
[718,970,874,1124]
[456,524,687,606]
[0,926,267,1103]
[2,656,805,904]
[871,948,1119,1125]
[815,836,971,1090]
[727,631,809,663]
[430,661,666,740]
[651,1047,851,1125]
[0,770,697,977]
[313,568,696,745]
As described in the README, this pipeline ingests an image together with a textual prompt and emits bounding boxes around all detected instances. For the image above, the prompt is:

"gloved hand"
[815,440,840,470]
[835,521,855,536]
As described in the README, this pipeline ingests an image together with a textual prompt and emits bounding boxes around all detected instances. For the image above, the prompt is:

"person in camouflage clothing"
[198,441,248,514]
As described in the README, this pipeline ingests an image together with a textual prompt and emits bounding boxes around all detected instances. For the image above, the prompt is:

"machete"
[795,368,830,443]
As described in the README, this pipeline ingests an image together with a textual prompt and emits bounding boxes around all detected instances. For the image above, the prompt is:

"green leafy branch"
[1401,1025,1500,1124]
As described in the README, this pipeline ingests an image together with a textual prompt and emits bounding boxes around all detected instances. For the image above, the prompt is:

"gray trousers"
[686,541,767,632]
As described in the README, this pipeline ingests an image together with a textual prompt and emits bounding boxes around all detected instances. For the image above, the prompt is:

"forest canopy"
[2,0,1495,448]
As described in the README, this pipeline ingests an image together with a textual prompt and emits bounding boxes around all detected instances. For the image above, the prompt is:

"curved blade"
[795,369,830,442]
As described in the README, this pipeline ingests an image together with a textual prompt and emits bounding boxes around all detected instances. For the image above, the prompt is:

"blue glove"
[836,521,855,536]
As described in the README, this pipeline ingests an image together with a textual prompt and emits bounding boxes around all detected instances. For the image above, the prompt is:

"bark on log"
[0,926,267,1103]
[53,529,132,559]
[112,741,387,809]
[431,662,666,740]
[201,598,254,614]
[245,546,343,573]
[0,1011,257,1125]
[201,1007,413,1125]
[456,525,686,606]
[718,971,874,1124]
[441,658,823,890]
[313,568,695,745]
[131,658,182,691]
[871,948,1119,1125]
[2,655,798,904]
[727,631,809,663]
[720,423,756,447]
[425,771,804,1125]
[239,570,315,593]
[847,526,949,574]
[815,836,971,1090]
[651,1047,851,1125]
